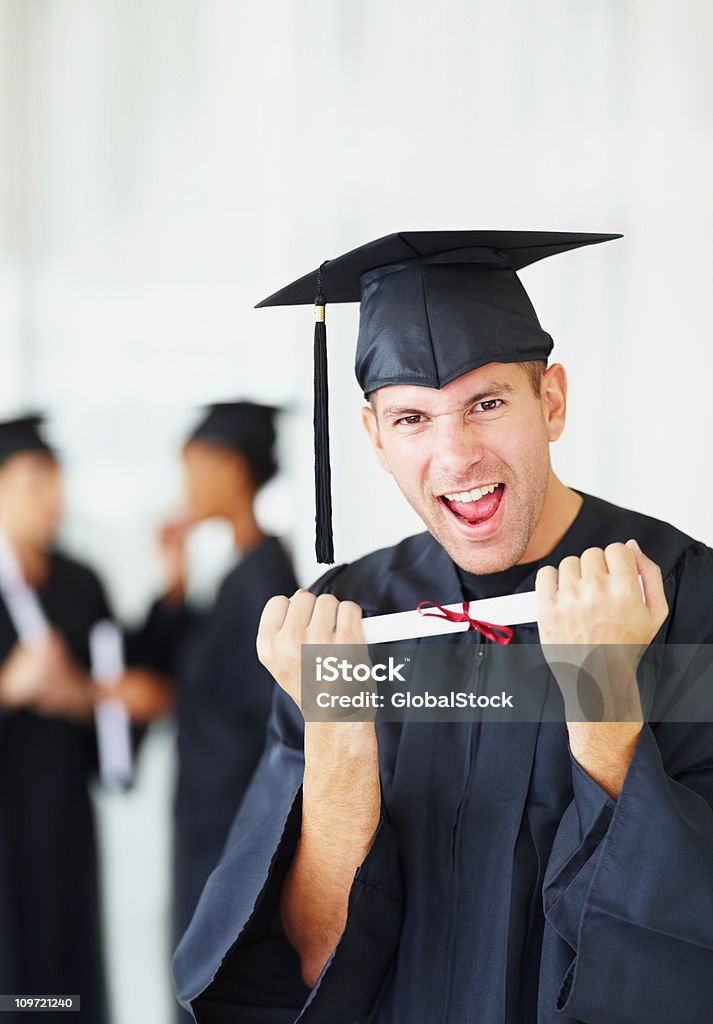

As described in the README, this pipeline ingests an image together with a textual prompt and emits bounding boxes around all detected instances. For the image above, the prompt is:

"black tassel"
[313,262,334,563]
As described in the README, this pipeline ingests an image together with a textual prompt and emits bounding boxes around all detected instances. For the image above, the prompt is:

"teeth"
[443,484,500,503]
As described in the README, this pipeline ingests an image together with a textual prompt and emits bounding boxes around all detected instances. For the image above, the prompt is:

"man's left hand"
[536,539,668,649]
[535,539,669,797]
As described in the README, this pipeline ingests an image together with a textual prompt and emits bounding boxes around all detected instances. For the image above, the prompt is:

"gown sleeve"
[542,542,713,1024]
[172,569,405,1024]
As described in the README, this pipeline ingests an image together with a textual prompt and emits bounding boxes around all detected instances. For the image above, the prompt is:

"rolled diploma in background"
[89,619,133,789]
[0,531,51,642]
[361,590,539,644]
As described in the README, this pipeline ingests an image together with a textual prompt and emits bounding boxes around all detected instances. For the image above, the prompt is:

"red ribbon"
[417,600,514,645]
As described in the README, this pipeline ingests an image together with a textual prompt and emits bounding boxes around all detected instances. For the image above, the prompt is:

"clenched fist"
[257,590,366,713]
[535,539,669,722]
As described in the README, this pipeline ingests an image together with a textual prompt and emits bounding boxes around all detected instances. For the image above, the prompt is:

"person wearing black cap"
[0,415,113,1023]
[131,401,297,985]
[173,234,713,1023]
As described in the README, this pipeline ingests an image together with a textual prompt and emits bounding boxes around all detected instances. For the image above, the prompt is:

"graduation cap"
[0,414,55,466]
[257,230,622,564]
[186,401,280,487]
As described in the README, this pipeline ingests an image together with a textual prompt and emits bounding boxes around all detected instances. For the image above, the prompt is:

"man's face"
[0,452,63,550]
[362,362,567,574]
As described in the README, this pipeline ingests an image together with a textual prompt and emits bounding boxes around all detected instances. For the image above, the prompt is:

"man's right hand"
[257,589,366,713]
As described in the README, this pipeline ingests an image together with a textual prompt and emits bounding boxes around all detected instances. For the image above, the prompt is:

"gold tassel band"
[315,304,325,322]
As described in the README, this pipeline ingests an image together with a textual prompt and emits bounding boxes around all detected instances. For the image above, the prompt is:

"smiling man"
[173,233,713,1024]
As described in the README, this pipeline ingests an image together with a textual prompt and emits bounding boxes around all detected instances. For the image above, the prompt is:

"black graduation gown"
[0,552,111,1024]
[173,493,713,1024]
[134,536,297,947]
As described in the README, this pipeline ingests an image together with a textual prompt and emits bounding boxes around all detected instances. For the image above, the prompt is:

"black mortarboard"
[0,414,55,466]
[186,401,279,487]
[257,230,622,563]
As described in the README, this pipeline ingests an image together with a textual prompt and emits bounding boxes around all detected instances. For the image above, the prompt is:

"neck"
[228,502,265,556]
[517,473,583,564]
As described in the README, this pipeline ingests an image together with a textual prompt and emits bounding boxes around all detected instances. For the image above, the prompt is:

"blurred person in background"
[0,415,172,1024]
[130,401,297,1002]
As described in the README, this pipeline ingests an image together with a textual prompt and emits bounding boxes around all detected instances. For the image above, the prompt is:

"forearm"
[281,720,381,987]
[30,665,96,724]
[110,668,175,722]
[52,669,96,724]
[567,720,642,799]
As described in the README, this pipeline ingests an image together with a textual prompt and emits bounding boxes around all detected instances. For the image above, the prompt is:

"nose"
[431,413,485,482]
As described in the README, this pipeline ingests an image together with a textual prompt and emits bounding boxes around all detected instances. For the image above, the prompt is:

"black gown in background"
[0,551,111,1024]
[133,535,297,951]
[174,492,713,1024]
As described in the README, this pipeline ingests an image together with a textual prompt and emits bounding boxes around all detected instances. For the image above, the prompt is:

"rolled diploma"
[361,590,539,645]
[89,619,133,789]
[0,531,51,642]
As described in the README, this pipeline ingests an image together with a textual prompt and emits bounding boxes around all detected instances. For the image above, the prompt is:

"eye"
[472,399,504,413]
[394,414,425,427]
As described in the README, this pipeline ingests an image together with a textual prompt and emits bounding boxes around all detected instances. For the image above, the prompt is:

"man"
[131,401,298,969]
[173,233,713,1023]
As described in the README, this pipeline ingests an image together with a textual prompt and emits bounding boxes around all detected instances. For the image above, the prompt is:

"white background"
[1,2,712,1021]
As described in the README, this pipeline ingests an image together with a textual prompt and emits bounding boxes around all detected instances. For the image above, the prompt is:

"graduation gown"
[134,535,297,946]
[0,552,111,1024]
[173,493,713,1023]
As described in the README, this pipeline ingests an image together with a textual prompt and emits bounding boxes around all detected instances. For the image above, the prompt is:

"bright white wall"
[1,2,712,1022]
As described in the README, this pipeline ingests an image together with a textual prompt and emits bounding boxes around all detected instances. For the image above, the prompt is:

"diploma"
[0,531,51,642]
[89,620,133,790]
[361,590,538,645]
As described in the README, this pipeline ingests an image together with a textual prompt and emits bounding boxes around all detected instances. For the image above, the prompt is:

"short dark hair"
[520,359,547,396]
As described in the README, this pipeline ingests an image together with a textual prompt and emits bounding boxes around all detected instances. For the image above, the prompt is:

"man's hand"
[257,589,366,713]
[535,539,669,798]
[536,539,668,648]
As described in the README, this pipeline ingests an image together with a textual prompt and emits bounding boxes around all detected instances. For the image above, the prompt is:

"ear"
[540,362,567,442]
[361,404,392,475]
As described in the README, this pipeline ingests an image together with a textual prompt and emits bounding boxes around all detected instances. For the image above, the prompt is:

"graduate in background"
[0,414,111,1024]
[0,415,171,1024]
[131,401,297,974]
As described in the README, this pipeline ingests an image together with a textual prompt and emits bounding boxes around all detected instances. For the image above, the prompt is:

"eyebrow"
[379,381,515,420]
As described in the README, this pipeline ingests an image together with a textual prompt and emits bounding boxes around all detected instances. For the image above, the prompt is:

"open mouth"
[438,483,505,526]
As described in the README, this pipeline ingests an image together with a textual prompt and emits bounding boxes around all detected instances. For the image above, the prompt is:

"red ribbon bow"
[417,600,514,645]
